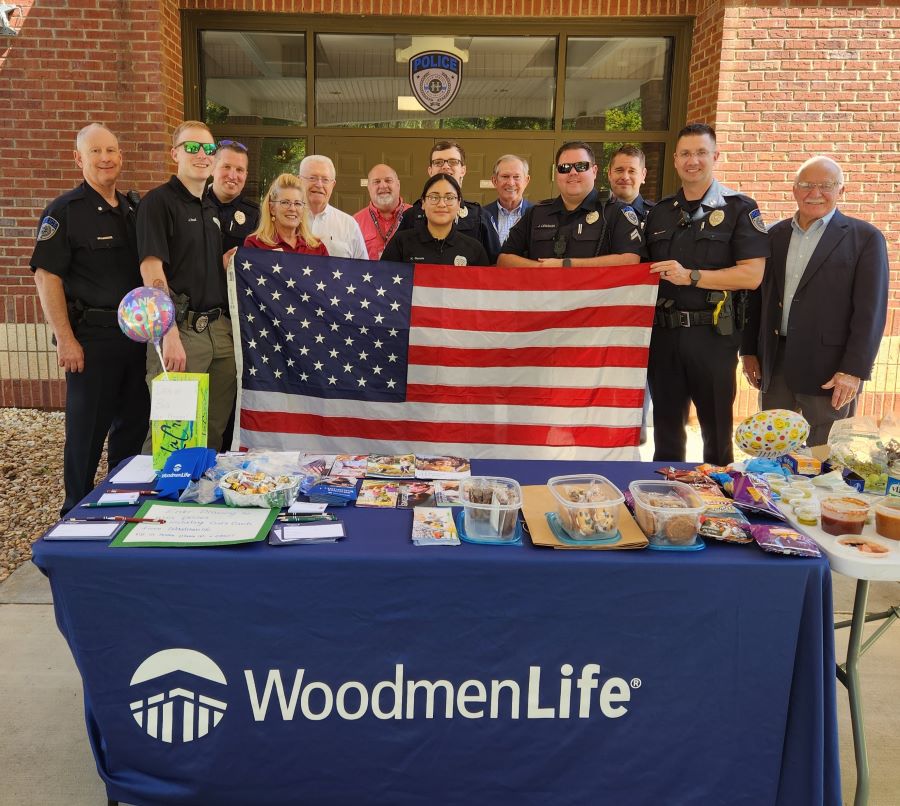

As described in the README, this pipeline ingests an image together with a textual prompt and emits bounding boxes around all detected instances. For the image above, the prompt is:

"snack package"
[697,494,753,544]
[729,473,786,521]
[750,524,821,558]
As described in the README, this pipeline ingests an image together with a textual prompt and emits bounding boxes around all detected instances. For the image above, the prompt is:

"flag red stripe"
[241,409,641,449]
[405,384,645,407]
[410,304,653,332]
[413,263,658,291]
[408,344,649,369]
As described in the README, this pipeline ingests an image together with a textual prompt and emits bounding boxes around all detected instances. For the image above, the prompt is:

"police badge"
[709,209,725,227]
[622,206,640,226]
[234,210,246,225]
[37,216,59,241]
[409,51,462,115]
[454,255,468,266]
[457,205,468,219]
[585,210,599,225]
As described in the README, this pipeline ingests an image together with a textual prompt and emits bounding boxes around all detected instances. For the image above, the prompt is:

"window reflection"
[202,31,306,127]
[564,38,672,131]
[207,137,307,203]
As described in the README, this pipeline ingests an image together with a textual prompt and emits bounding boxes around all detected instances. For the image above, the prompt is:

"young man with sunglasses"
[207,139,260,254]
[740,156,888,446]
[31,123,150,515]
[645,123,769,466]
[395,140,500,264]
[137,120,236,452]
[497,141,645,268]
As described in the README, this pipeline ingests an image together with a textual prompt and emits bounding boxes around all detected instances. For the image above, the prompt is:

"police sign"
[409,51,462,114]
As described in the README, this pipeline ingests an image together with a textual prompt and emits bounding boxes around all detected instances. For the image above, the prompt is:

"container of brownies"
[459,476,522,542]
[628,479,706,551]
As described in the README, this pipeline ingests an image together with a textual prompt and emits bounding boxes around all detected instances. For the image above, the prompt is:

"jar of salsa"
[874,499,900,541]
[819,496,869,536]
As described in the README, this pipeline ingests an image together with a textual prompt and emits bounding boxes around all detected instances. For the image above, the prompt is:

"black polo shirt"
[646,186,770,310]
[206,187,260,254]
[30,182,140,308]
[137,176,225,310]
[381,221,490,266]
[501,189,645,261]
[397,198,499,263]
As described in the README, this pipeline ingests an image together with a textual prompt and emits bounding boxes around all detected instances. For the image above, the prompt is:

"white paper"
[150,379,199,421]
[119,504,273,545]
[98,492,141,505]
[110,455,157,484]
[45,522,120,539]
[281,523,345,541]
[287,501,329,514]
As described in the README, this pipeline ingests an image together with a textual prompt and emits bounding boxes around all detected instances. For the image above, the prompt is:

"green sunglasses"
[175,140,218,156]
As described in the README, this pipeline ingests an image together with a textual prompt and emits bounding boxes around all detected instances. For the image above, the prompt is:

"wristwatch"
[689,269,701,287]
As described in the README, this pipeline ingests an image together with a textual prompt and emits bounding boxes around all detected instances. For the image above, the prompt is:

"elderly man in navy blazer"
[484,154,532,247]
[741,156,889,445]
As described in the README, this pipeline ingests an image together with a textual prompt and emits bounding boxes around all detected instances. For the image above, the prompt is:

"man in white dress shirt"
[298,155,367,260]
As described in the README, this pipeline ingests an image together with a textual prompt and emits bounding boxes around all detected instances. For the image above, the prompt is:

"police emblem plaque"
[409,51,462,115]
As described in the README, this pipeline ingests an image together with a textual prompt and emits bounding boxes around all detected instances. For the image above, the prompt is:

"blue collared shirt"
[781,208,837,333]
[494,201,526,245]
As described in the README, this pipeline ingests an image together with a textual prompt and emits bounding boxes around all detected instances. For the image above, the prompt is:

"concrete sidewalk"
[2,548,899,805]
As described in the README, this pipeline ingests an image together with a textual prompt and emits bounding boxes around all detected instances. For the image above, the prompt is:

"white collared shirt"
[308,205,368,260]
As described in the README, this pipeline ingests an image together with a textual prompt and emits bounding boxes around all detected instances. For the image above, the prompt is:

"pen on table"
[105,489,159,495]
[82,501,137,508]
[277,513,337,523]
[66,516,166,524]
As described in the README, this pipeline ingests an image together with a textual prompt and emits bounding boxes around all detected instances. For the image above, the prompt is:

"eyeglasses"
[217,139,248,152]
[176,141,217,156]
[273,200,305,209]
[301,174,335,185]
[795,181,842,193]
[430,158,463,168]
[556,161,592,174]
[676,149,713,160]
[424,193,459,205]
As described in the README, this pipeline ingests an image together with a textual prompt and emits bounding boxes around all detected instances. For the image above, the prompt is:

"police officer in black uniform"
[396,140,500,263]
[646,123,770,465]
[381,174,489,266]
[498,141,646,267]
[31,123,150,515]
[606,145,655,224]
[206,139,260,253]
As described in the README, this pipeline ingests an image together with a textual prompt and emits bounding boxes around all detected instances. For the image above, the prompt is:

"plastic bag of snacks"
[827,415,900,494]
[750,524,821,558]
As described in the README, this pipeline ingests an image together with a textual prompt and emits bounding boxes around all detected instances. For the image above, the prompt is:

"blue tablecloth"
[32,459,841,806]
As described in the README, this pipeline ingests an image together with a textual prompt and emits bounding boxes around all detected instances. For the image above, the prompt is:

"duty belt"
[80,308,119,327]
[654,308,715,328]
[184,307,224,333]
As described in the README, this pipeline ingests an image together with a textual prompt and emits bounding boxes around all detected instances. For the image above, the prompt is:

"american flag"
[229,249,658,460]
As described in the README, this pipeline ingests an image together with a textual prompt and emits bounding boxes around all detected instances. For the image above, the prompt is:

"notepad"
[109,455,157,484]
[44,522,121,540]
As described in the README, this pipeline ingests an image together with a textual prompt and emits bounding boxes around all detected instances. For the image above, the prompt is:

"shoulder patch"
[37,216,59,242]
[749,209,767,233]
[622,206,640,227]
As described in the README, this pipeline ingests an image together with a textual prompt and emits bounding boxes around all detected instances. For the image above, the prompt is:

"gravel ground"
[0,408,106,584]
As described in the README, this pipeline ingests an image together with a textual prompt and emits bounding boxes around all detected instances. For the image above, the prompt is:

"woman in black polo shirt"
[381,175,490,266]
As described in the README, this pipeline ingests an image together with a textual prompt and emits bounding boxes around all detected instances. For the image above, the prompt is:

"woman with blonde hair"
[244,173,328,255]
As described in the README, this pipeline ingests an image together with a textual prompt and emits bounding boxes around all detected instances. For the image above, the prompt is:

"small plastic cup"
[874,499,900,541]
[794,505,819,526]
[780,486,812,504]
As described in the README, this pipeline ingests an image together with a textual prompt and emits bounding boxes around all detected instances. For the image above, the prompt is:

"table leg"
[845,579,870,806]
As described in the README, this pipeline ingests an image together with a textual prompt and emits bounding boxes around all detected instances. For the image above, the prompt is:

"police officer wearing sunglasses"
[645,123,769,466]
[137,120,236,452]
[206,139,260,254]
[497,141,645,268]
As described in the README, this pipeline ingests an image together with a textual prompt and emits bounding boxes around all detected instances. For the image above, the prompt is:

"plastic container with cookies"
[628,480,705,550]
[547,474,624,542]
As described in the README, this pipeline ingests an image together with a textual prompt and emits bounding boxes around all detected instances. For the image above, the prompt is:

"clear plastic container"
[459,476,522,541]
[628,480,705,547]
[780,485,812,504]
[874,498,900,541]
[820,496,869,536]
[547,474,624,541]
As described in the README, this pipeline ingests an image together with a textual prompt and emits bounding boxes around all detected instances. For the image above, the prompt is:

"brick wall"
[0,0,897,422]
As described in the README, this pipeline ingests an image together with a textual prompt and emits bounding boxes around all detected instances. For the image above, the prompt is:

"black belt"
[184,307,224,333]
[654,308,715,328]
[80,308,119,327]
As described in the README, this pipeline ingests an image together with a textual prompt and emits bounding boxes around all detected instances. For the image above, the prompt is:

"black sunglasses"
[556,161,592,174]
[218,139,248,152]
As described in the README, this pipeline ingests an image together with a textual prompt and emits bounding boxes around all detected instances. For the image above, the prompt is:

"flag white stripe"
[241,390,643,427]
[409,325,650,349]
[406,364,647,388]
[411,284,658,311]
[240,428,639,462]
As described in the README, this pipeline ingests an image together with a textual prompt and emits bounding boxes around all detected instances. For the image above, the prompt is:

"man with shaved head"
[354,164,411,260]
[741,155,889,445]
[31,123,149,514]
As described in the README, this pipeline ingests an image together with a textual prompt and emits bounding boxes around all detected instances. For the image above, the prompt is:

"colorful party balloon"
[734,409,810,458]
[118,287,176,345]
